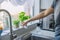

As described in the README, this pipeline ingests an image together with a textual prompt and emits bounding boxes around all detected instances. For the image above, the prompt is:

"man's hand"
[22,20,29,26]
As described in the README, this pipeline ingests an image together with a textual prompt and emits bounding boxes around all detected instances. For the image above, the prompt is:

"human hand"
[22,20,29,26]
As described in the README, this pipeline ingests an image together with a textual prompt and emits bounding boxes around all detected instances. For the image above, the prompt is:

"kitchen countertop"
[31,27,55,39]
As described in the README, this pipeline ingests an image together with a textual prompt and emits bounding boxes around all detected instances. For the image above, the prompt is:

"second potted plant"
[13,20,20,28]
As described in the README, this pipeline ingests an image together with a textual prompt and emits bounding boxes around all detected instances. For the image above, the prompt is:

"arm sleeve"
[51,0,56,8]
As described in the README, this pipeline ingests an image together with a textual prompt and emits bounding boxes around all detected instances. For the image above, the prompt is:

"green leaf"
[13,20,19,25]
[18,12,30,22]
[19,12,25,16]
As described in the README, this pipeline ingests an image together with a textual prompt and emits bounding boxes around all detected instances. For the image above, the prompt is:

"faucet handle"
[13,34,17,39]
[9,33,17,39]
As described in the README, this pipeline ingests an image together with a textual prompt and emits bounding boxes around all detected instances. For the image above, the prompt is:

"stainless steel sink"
[0,23,36,40]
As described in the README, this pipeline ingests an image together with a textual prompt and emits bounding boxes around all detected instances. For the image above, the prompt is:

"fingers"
[21,22,27,26]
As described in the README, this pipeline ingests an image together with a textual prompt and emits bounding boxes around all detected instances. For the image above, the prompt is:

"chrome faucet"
[0,9,17,40]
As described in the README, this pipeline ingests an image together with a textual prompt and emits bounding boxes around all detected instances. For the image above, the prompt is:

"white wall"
[41,0,53,9]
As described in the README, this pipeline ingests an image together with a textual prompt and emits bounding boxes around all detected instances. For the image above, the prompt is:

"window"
[0,0,34,30]
[0,1,24,30]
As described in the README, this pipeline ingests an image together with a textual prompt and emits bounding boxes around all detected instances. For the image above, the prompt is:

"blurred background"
[0,0,55,40]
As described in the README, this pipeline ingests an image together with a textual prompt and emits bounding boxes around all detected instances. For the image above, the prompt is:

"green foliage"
[19,12,30,22]
[13,12,30,28]
[13,20,19,26]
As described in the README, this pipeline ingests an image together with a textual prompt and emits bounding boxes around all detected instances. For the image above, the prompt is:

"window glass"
[0,0,34,30]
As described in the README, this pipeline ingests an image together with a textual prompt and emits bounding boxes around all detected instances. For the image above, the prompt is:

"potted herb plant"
[13,20,20,28]
[18,12,30,28]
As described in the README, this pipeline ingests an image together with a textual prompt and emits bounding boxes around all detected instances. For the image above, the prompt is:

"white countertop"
[31,27,55,39]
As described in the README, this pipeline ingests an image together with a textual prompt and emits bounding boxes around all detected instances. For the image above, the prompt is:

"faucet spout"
[0,9,13,40]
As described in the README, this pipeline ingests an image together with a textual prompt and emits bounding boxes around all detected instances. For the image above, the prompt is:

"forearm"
[27,7,54,22]
[28,11,45,22]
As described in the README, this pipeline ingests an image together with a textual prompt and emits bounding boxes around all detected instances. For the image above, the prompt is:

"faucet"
[0,9,17,40]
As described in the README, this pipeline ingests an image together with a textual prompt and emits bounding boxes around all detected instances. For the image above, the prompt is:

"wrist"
[27,19,30,23]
